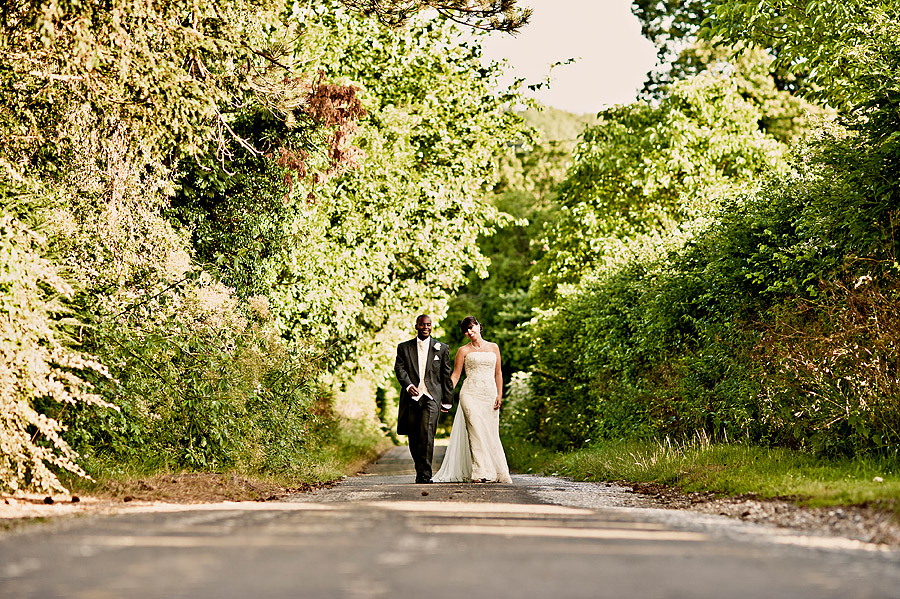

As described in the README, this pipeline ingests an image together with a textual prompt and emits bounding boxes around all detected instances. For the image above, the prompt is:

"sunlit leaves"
[703,0,891,110]
[531,69,788,302]
[342,0,531,32]
[176,3,527,376]
[519,2,900,455]
[0,196,117,494]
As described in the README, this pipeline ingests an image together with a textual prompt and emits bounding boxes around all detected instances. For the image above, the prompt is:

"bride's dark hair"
[459,316,481,335]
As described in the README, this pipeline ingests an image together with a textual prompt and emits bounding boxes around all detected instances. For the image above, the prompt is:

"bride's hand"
[493,397,502,410]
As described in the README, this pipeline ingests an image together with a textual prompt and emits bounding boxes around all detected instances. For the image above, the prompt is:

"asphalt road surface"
[2,445,899,598]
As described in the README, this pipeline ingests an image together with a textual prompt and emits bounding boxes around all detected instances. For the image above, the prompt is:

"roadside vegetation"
[513,2,900,459]
[59,421,389,502]
[505,437,900,512]
[4,0,900,515]
[459,1,900,514]
[1,0,530,495]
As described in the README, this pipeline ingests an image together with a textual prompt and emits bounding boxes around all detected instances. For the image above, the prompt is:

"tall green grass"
[62,419,390,495]
[504,435,900,511]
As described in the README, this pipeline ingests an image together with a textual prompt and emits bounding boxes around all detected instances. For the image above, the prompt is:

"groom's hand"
[407,385,420,397]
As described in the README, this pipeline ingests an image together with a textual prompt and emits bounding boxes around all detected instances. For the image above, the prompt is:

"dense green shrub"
[531,69,789,303]
[750,277,900,455]
[173,6,527,372]
[53,291,332,476]
[523,112,900,454]
[2,0,532,492]
[516,3,900,457]
[0,193,117,493]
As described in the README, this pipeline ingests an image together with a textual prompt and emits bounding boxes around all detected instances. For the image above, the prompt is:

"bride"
[433,316,512,483]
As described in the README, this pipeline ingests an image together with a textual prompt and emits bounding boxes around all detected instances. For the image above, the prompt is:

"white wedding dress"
[433,351,512,483]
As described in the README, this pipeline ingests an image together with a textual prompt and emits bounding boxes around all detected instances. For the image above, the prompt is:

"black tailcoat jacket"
[394,337,453,435]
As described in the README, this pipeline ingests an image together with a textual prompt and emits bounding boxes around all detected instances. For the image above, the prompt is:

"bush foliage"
[0,0,529,492]
[511,4,900,457]
[6,0,900,493]
[0,192,116,493]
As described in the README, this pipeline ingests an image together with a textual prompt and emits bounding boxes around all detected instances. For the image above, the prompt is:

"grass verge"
[59,419,393,503]
[504,435,900,513]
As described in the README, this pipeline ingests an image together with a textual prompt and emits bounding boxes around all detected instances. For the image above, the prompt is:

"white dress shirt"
[408,338,431,399]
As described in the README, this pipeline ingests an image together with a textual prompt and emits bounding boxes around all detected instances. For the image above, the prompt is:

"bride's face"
[465,324,481,340]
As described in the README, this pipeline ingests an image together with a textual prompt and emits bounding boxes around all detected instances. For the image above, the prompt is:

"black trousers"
[407,395,439,481]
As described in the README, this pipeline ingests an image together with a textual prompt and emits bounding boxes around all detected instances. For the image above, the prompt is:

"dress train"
[432,408,472,482]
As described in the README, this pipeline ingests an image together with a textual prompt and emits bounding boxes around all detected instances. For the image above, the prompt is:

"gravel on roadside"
[627,481,900,548]
[3,470,899,551]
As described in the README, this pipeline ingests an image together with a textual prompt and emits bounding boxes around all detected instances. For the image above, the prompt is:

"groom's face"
[415,316,432,340]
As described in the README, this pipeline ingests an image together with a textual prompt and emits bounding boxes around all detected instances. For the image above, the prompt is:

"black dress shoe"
[415,478,434,484]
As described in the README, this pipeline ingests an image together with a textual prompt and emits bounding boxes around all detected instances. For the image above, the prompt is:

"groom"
[394,314,453,484]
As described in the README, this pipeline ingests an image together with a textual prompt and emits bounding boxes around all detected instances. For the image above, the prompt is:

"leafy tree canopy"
[0,0,530,491]
[174,2,528,373]
[632,0,710,61]
[531,69,788,303]
[514,1,900,455]
[343,0,531,32]
[702,0,891,110]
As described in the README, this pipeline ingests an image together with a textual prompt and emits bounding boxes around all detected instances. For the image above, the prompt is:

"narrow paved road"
[2,445,899,598]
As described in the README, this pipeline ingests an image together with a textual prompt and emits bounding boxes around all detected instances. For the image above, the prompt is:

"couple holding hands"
[394,314,512,485]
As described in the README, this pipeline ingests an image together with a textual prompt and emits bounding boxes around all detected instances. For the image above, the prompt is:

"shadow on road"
[2,445,899,598]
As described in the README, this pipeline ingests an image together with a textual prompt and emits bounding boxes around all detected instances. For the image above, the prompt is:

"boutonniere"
[434,342,441,351]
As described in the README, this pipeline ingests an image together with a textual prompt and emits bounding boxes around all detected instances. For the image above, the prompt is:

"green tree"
[632,0,710,61]
[0,190,116,493]
[439,106,589,378]
[344,0,531,31]
[515,3,900,455]
[531,70,788,303]
[0,0,530,491]
[632,1,821,144]
[174,5,528,376]
[703,0,879,110]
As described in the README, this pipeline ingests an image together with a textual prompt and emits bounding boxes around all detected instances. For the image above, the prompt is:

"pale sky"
[477,0,659,114]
